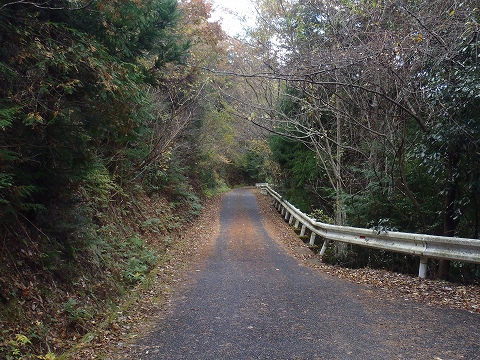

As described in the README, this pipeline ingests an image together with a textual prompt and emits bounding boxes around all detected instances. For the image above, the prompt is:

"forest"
[0,0,478,358]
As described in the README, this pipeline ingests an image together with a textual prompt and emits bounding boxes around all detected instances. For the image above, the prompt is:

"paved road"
[131,188,480,359]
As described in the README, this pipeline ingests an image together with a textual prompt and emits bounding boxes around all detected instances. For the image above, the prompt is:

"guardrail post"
[294,219,300,229]
[285,211,290,221]
[309,232,316,246]
[418,256,428,278]
[289,215,295,225]
[300,224,306,237]
[319,240,329,256]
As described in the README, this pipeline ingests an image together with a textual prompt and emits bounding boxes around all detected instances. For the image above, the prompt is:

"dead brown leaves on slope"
[67,195,222,359]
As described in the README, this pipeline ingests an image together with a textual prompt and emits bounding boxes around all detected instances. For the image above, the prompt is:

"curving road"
[130,188,480,359]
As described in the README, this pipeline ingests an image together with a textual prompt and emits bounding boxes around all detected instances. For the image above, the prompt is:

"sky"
[209,0,256,37]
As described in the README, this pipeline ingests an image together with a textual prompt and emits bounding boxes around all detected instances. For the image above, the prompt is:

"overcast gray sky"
[209,0,256,37]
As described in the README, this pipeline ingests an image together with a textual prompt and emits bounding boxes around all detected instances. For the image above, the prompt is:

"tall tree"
[0,0,186,214]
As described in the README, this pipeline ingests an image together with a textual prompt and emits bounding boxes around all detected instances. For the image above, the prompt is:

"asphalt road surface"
[130,188,480,359]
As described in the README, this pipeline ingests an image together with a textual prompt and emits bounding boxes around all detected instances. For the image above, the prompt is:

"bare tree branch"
[202,67,428,132]
[1,0,96,11]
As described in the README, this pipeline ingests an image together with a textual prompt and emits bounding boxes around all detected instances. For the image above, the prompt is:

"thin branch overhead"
[202,67,428,132]
[0,0,96,11]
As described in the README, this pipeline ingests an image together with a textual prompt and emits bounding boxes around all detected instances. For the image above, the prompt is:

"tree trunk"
[334,92,347,257]
[439,150,460,280]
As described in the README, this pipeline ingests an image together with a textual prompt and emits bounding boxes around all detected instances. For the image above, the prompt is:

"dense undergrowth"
[0,179,212,359]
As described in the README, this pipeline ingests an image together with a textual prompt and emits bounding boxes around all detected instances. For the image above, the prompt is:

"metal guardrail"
[256,183,480,278]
